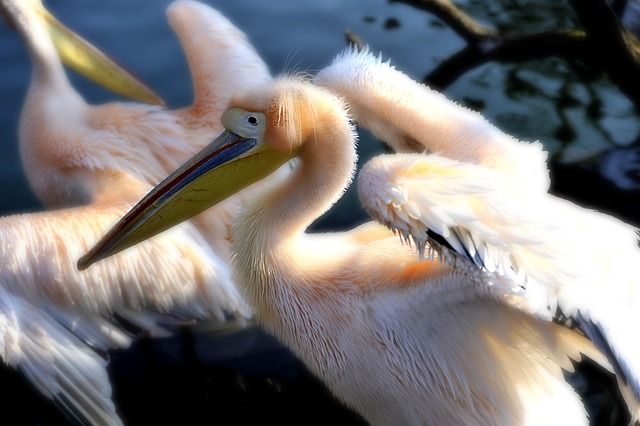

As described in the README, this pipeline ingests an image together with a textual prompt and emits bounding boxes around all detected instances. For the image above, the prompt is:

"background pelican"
[79,50,639,424]
[0,0,283,423]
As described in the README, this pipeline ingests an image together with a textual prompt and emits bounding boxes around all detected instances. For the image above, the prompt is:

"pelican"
[0,0,279,423]
[79,48,640,425]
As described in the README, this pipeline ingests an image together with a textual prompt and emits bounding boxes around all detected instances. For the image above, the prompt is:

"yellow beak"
[78,130,296,270]
[39,3,164,105]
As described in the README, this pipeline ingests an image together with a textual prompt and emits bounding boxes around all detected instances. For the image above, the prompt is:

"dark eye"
[246,115,259,126]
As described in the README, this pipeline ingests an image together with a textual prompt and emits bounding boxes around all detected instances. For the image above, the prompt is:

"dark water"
[0,0,638,424]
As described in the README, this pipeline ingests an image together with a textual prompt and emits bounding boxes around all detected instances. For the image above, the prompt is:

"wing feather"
[0,200,251,423]
[0,287,121,425]
[0,202,248,321]
[359,153,543,291]
[359,152,640,418]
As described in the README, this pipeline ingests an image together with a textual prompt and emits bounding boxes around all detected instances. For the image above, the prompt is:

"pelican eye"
[246,115,259,126]
[222,108,265,139]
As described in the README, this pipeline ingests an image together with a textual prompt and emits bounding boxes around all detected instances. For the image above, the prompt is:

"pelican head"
[1,0,163,105]
[77,78,341,268]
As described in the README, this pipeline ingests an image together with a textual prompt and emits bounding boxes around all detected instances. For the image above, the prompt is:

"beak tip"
[77,253,94,271]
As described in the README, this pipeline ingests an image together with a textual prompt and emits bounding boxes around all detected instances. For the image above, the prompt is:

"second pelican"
[1,0,280,423]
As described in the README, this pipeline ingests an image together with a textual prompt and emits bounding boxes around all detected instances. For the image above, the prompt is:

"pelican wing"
[359,152,640,417]
[167,0,272,128]
[0,201,249,423]
[315,47,550,193]
[0,201,249,321]
[358,153,561,295]
[0,286,121,426]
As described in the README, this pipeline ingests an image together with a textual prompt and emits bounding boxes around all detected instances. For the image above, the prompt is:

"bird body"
[224,82,603,426]
[0,0,279,423]
[233,207,597,425]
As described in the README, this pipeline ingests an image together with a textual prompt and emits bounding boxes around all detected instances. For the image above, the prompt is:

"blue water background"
[2,0,638,224]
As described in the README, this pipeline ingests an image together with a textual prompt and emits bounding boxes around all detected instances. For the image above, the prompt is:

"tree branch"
[568,0,640,107]
[391,0,495,43]
[426,30,589,89]
[394,0,640,110]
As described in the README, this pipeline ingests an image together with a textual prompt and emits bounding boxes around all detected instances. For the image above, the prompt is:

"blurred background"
[0,0,638,424]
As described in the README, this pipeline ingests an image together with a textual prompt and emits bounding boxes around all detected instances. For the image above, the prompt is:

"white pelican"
[0,0,280,423]
[79,49,640,424]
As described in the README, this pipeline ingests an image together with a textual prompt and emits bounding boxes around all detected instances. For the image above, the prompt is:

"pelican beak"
[38,4,165,105]
[78,130,295,270]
